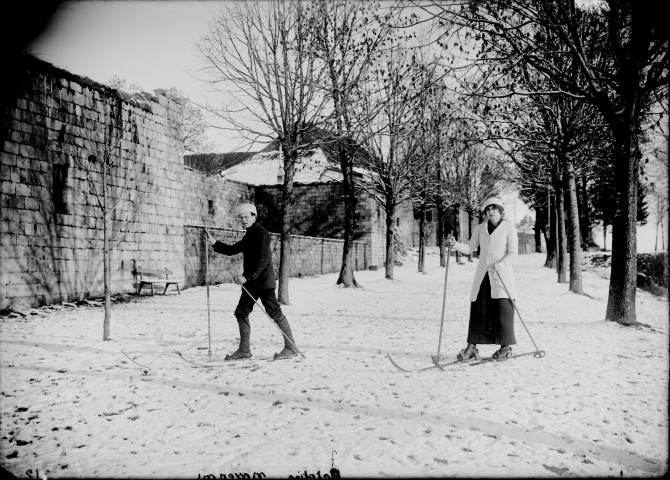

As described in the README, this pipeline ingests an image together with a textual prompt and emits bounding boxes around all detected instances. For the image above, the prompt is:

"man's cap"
[481,197,504,211]
[237,203,257,216]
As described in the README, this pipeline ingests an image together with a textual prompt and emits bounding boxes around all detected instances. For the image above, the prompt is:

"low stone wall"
[588,252,669,290]
[184,226,368,288]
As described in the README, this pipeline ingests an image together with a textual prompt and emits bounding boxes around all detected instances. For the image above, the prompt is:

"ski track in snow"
[0,251,667,478]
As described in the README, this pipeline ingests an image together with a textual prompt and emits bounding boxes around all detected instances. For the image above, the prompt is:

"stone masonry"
[1,55,185,309]
[1,55,374,310]
[184,226,368,289]
[255,183,383,268]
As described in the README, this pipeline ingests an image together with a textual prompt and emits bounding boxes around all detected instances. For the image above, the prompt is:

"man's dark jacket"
[212,222,276,290]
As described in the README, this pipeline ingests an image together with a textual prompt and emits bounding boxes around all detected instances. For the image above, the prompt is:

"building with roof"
[184,127,432,269]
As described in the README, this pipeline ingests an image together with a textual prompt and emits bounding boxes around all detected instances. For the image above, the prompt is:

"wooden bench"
[132,260,180,296]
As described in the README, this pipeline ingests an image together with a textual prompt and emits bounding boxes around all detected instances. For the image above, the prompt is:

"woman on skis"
[447,196,518,361]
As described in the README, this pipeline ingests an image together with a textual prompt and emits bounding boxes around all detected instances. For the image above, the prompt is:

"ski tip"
[386,354,411,372]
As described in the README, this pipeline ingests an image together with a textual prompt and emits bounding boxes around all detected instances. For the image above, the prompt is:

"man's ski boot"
[456,344,479,362]
[273,347,298,360]
[272,314,299,360]
[226,316,252,361]
[492,346,512,359]
[225,350,252,361]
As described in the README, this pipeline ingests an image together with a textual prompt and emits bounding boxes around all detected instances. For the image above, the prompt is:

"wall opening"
[53,163,69,214]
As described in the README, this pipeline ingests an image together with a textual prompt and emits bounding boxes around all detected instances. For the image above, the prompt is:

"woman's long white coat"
[453,220,518,302]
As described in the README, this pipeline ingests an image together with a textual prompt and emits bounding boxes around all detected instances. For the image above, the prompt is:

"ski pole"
[435,240,453,360]
[226,268,305,358]
[204,222,212,362]
[492,270,545,358]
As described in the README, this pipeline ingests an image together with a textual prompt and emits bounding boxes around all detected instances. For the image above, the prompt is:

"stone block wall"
[255,182,349,239]
[184,226,245,288]
[255,182,385,268]
[184,226,368,289]
[282,233,368,277]
[1,55,184,309]
[1,56,384,310]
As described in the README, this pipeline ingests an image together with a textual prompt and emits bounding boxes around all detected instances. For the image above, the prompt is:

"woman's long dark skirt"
[467,273,516,345]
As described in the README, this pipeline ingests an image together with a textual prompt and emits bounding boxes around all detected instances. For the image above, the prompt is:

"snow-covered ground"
[1,250,668,478]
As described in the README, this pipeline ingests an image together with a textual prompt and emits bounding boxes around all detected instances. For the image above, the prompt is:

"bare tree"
[165,88,214,154]
[78,100,149,340]
[653,193,668,251]
[436,102,509,254]
[487,87,610,291]
[106,75,142,91]
[441,141,509,266]
[354,46,440,280]
[403,69,451,272]
[423,0,668,325]
[413,122,440,273]
[198,0,329,303]
[648,126,669,251]
[309,0,406,287]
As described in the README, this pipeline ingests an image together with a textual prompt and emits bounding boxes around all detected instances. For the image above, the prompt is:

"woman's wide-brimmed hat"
[481,197,504,212]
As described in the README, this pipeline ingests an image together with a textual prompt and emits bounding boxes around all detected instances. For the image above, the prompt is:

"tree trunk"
[554,174,568,283]
[102,162,111,341]
[544,190,557,268]
[277,149,296,304]
[418,204,426,273]
[436,162,446,268]
[452,205,462,264]
[336,146,360,287]
[103,216,112,340]
[385,205,396,280]
[579,174,594,250]
[605,132,638,325]
[564,159,583,294]
[661,221,665,251]
[576,175,586,251]
[418,166,429,273]
[534,206,544,253]
[436,198,445,267]
[337,187,359,287]
[467,209,474,262]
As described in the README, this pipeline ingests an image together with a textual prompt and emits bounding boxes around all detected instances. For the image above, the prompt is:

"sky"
[27,1,241,151]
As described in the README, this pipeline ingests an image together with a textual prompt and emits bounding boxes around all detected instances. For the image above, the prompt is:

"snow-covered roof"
[220,148,344,186]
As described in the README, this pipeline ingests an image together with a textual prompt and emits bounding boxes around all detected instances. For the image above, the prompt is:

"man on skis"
[206,203,299,361]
